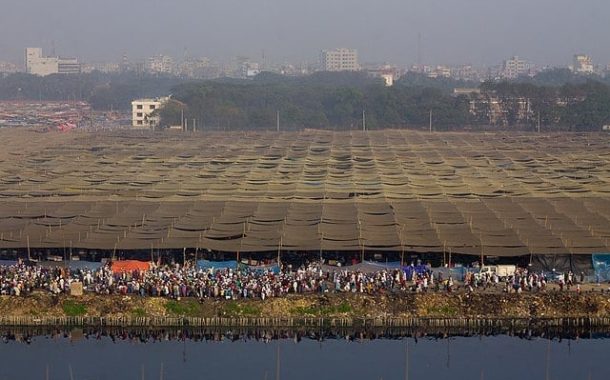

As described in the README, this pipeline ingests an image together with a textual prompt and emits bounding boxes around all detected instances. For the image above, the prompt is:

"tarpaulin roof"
[0,128,609,255]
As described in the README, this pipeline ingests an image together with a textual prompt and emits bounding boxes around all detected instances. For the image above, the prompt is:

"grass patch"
[62,300,87,316]
[291,306,318,316]
[291,302,353,316]
[132,308,147,318]
[427,305,458,316]
[222,301,261,317]
[164,300,201,317]
[334,302,353,314]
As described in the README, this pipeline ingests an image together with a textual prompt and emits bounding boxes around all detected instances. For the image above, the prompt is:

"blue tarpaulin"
[0,260,17,267]
[241,263,281,274]
[429,267,468,282]
[65,261,104,271]
[197,260,238,271]
[592,254,610,282]
[403,264,430,279]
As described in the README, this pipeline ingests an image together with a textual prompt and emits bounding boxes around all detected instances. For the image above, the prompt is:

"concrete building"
[25,48,80,76]
[58,58,81,74]
[501,56,529,79]
[572,54,594,74]
[366,64,402,86]
[427,65,451,79]
[320,48,359,72]
[0,61,18,73]
[146,55,175,74]
[81,62,121,74]
[131,97,170,129]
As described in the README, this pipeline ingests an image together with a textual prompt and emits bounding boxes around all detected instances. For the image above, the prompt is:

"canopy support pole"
[277,236,282,269]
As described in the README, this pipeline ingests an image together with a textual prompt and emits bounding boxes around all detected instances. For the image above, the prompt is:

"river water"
[0,328,607,380]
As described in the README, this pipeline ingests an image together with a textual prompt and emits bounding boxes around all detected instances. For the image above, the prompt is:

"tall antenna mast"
[417,33,422,66]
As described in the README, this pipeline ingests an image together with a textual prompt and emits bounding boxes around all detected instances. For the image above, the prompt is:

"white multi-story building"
[0,61,18,73]
[501,56,529,79]
[131,97,170,129]
[427,65,451,79]
[320,48,360,72]
[572,54,594,74]
[146,55,175,74]
[25,48,80,76]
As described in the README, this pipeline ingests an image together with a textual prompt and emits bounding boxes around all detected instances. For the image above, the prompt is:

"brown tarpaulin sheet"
[0,128,608,255]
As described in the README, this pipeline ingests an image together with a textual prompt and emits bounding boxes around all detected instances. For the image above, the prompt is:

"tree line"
[1,70,609,130]
[161,71,610,131]
[0,71,183,110]
[160,72,472,131]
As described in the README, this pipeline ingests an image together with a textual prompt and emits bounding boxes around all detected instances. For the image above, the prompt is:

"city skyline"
[0,0,609,67]
[11,45,608,82]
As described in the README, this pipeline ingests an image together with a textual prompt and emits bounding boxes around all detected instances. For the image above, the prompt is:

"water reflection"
[0,327,608,380]
[1,325,609,345]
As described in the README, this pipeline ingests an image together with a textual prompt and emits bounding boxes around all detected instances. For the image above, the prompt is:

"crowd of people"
[0,259,600,299]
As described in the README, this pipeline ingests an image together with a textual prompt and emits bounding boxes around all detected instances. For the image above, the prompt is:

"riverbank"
[1,291,610,327]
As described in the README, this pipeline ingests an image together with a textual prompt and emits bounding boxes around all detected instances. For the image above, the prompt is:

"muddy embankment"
[1,291,610,327]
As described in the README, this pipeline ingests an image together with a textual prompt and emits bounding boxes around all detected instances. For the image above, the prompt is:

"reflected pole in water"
[160,362,164,380]
[183,332,187,363]
[446,338,451,369]
[275,343,281,380]
[404,340,409,380]
[545,340,551,380]
[68,364,74,380]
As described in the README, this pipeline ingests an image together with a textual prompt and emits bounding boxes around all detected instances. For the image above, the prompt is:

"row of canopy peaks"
[0,197,609,255]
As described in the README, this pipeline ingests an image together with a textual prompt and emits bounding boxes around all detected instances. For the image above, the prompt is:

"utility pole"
[276,110,280,132]
[429,110,433,133]
[193,118,196,132]
[362,109,366,132]
[181,108,184,131]
[537,112,541,133]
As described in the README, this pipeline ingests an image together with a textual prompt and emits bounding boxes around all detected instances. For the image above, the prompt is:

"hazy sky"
[1,0,609,67]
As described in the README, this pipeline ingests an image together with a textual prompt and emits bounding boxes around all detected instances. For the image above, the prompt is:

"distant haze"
[1,0,609,66]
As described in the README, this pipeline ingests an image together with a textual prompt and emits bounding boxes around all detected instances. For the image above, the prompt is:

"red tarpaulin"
[111,260,150,273]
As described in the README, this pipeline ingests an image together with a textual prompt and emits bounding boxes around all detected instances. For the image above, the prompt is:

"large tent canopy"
[0,128,609,256]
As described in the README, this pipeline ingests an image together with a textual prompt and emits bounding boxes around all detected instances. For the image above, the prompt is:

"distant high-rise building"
[0,61,18,74]
[501,56,529,79]
[572,54,594,74]
[146,55,175,74]
[319,48,359,72]
[427,65,451,79]
[25,47,80,76]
